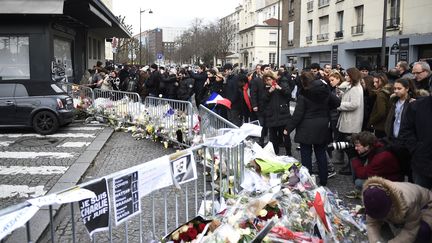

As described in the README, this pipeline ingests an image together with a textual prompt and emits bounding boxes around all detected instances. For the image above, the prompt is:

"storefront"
[0,0,130,83]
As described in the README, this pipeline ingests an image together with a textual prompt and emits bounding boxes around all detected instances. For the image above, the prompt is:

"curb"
[6,126,114,243]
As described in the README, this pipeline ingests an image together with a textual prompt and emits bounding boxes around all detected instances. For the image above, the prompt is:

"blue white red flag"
[206,92,231,109]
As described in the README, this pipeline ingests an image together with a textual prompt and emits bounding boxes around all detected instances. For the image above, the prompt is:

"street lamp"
[139,8,153,66]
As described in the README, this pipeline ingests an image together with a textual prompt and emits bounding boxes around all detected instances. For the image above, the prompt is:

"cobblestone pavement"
[38,126,361,243]
[0,122,107,210]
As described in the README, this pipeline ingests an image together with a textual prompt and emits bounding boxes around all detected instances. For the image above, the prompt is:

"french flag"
[206,92,232,109]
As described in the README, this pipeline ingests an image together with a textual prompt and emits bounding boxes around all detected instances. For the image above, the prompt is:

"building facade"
[0,0,130,83]
[282,0,432,70]
[236,0,283,68]
[219,5,242,66]
[280,0,301,67]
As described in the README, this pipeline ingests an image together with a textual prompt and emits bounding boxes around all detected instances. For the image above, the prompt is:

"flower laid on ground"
[163,216,212,243]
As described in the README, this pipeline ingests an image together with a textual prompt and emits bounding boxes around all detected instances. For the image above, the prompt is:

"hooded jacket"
[286,79,340,145]
[367,84,393,132]
[363,177,432,243]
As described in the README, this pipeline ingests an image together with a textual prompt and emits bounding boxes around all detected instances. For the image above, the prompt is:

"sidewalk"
[4,122,114,243]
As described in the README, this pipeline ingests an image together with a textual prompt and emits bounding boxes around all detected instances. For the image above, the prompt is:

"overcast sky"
[112,0,242,35]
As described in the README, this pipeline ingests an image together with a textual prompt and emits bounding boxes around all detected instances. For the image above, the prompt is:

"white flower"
[259,209,268,217]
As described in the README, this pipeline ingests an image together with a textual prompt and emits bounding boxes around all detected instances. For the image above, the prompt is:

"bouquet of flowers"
[162,216,213,243]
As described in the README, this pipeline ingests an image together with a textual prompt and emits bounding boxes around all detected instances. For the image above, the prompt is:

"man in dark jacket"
[399,95,432,189]
[146,63,161,97]
[250,65,270,145]
[224,63,242,126]
[190,64,208,108]
[412,61,432,92]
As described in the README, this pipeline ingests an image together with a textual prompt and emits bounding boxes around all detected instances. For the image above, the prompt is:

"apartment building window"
[306,20,313,43]
[251,33,253,46]
[352,5,364,35]
[335,11,344,39]
[269,53,276,64]
[269,32,277,46]
[318,0,330,8]
[246,35,248,47]
[387,0,400,29]
[307,0,314,12]
[288,21,294,46]
[289,0,295,16]
[318,15,329,41]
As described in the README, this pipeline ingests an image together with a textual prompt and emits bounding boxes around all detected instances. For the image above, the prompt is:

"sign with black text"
[113,171,141,225]
[79,178,110,237]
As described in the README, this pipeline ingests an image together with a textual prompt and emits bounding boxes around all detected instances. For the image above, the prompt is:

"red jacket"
[352,142,403,182]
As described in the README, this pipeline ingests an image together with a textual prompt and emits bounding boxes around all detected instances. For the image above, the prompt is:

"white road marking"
[0,166,68,175]
[0,152,74,159]
[62,127,103,131]
[57,142,90,148]
[0,141,14,146]
[0,133,95,138]
[0,185,46,198]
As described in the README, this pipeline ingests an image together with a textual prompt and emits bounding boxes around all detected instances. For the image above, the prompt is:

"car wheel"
[32,111,59,135]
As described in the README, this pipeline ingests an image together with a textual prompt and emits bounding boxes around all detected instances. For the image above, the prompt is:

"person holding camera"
[344,131,403,199]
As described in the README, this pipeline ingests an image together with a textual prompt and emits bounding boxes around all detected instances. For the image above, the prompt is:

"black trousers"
[269,126,292,155]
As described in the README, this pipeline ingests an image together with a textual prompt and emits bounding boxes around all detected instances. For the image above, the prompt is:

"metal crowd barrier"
[93,88,143,124]
[0,142,245,243]
[144,96,194,146]
[198,104,239,138]
[59,82,95,110]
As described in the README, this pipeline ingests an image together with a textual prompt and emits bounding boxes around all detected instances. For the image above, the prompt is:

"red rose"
[186,227,198,239]
[179,232,190,241]
[266,210,275,219]
[198,223,206,233]
[276,210,282,218]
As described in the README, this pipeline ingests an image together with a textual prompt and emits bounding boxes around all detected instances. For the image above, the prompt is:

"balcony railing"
[351,24,364,35]
[386,17,400,29]
[288,9,295,16]
[317,33,329,41]
[335,30,344,39]
[307,0,314,12]
[336,0,344,3]
[287,40,294,46]
[318,0,330,8]
[306,36,313,43]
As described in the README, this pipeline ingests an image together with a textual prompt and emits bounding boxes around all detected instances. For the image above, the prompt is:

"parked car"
[0,81,74,134]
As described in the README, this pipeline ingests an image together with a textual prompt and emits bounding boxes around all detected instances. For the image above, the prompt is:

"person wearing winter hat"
[362,176,432,242]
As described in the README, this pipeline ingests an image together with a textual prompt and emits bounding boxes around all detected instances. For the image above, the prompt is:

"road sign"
[157,53,163,60]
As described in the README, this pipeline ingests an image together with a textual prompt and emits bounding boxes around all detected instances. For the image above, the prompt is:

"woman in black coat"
[284,71,340,186]
[262,71,292,155]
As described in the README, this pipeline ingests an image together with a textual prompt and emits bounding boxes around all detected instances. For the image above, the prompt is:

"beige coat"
[337,81,364,134]
[363,177,432,243]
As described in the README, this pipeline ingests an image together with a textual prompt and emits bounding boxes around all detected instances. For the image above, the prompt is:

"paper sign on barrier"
[0,204,39,241]
[79,178,110,237]
[113,171,141,225]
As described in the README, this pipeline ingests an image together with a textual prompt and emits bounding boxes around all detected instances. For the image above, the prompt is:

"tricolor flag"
[206,92,231,109]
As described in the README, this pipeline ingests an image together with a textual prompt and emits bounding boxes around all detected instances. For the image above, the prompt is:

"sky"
[112,0,242,35]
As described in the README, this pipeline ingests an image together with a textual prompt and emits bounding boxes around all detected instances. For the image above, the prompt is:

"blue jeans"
[300,143,328,186]
[413,171,432,190]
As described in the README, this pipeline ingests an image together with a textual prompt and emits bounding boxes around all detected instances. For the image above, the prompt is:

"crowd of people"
[81,59,432,241]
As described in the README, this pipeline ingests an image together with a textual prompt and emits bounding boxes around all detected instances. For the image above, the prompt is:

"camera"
[328,141,354,150]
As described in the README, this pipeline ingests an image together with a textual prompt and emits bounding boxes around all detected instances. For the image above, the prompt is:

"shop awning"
[64,0,131,38]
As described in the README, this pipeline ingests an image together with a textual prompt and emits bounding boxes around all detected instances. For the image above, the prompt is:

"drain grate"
[14,137,64,147]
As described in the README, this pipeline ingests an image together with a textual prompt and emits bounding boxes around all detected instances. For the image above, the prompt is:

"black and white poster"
[170,152,197,185]
[79,178,110,237]
[113,171,141,225]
